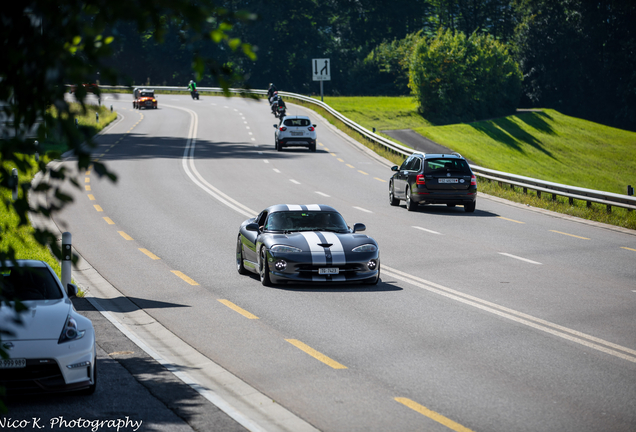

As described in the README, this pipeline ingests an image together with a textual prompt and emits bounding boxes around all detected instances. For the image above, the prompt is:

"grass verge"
[2,103,117,290]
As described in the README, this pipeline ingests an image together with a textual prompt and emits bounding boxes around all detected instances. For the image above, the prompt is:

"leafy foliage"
[409,28,522,124]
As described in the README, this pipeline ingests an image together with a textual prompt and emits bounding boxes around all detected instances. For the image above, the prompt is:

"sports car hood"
[0,299,71,341]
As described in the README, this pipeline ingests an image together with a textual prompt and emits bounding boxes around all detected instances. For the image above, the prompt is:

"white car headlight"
[352,244,377,253]
[270,245,302,253]
[58,315,86,344]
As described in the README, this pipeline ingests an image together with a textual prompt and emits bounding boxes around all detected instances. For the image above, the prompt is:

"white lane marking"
[167,103,255,218]
[353,206,372,213]
[263,160,269,164]
[413,226,442,235]
[251,138,256,141]
[234,108,238,111]
[246,126,250,129]
[290,179,301,184]
[499,252,542,265]
[248,132,253,135]
[315,191,330,197]
[273,169,281,173]
[382,265,636,364]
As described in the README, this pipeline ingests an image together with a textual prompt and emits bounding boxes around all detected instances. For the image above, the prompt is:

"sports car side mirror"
[352,223,366,233]
[246,223,259,232]
[67,283,78,298]
[313,124,317,128]
[391,166,399,171]
[273,124,278,128]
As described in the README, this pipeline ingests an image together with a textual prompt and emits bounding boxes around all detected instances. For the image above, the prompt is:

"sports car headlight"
[270,245,302,253]
[58,315,86,344]
[352,244,377,253]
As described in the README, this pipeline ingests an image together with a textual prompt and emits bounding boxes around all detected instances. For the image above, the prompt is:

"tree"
[409,28,522,124]
[0,0,255,409]
[513,0,636,130]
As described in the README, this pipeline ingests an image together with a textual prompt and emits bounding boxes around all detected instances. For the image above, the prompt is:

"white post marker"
[312,58,331,102]
[62,232,72,291]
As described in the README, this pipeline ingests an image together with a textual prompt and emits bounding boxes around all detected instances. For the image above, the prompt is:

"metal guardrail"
[100,85,636,212]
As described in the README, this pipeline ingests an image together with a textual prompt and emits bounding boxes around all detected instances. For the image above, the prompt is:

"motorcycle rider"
[276,97,287,119]
[267,83,277,103]
[188,80,197,99]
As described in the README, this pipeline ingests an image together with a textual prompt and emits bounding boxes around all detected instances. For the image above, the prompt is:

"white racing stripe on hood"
[286,205,302,211]
[299,232,327,265]
[320,232,346,265]
[306,204,321,211]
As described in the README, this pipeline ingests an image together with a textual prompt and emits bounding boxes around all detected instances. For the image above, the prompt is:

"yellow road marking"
[93,205,103,212]
[374,177,387,183]
[319,142,324,146]
[285,339,347,369]
[85,177,90,183]
[621,247,636,252]
[395,398,474,432]
[497,216,525,224]
[103,217,115,225]
[337,158,344,162]
[358,170,368,175]
[171,270,199,286]
[118,231,133,240]
[550,230,590,240]
[85,170,91,175]
[139,248,160,260]
[346,164,355,169]
[87,194,95,201]
[218,299,259,319]
[85,185,91,191]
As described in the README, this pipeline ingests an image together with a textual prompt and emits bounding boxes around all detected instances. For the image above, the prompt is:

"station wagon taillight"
[471,175,477,185]
[279,126,287,131]
[308,126,314,131]
[416,174,426,185]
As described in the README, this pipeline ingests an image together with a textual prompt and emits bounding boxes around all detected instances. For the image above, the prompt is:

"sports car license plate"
[438,178,458,183]
[291,132,304,136]
[0,358,26,369]
[318,268,339,275]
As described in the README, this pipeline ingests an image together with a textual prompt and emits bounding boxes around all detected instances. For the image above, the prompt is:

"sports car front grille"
[296,263,365,273]
[0,359,65,393]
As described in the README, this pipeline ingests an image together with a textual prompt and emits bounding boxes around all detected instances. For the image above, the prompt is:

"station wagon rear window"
[425,158,470,174]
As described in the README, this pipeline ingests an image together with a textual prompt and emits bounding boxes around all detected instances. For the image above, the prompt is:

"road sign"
[312,58,331,81]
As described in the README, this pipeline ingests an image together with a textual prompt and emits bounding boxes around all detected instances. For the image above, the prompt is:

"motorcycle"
[190,89,199,100]
[276,104,286,119]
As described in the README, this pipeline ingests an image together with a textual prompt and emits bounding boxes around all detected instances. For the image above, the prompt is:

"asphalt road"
[14,92,636,432]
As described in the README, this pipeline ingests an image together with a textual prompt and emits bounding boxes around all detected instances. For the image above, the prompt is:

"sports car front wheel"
[259,247,272,286]
[237,236,247,275]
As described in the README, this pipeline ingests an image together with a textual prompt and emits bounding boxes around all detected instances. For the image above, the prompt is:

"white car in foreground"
[0,260,96,395]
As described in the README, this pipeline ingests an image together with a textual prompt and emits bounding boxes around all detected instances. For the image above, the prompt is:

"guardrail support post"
[523,187,527,194]
[61,232,72,290]
[586,201,592,208]
[10,168,18,201]
[606,205,612,213]
[552,193,557,201]
[628,185,634,196]
[537,190,541,199]
[569,197,574,205]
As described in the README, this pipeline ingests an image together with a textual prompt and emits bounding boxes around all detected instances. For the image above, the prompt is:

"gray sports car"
[237,204,380,286]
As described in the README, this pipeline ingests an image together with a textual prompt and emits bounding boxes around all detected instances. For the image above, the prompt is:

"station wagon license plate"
[318,268,339,275]
[291,132,304,136]
[438,178,458,183]
[0,358,26,369]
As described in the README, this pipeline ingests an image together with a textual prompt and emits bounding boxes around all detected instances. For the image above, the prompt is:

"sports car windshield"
[265,211,349,232]
[2,268,63,300]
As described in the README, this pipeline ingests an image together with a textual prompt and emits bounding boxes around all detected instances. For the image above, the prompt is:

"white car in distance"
[0,260,97,395]
[273,115,317,152]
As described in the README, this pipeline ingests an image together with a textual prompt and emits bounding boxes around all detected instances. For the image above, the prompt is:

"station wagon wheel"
[389,182,399,206]
[464,201,476,213]
[405,187,415,211]
[259,247,272,286]
[236,236,247,275]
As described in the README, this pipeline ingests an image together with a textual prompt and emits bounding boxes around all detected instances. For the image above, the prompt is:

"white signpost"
[312,58,331,101]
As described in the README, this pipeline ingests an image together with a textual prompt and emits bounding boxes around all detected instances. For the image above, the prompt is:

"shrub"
[409,28,522,124]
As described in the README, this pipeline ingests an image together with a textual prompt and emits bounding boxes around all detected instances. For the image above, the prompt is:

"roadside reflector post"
[10,168,18,200]
[34,140,39,162]
[110,105,113,112]
[75,118,79,128]
[62,232,72,290]
[95,112,99,123]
